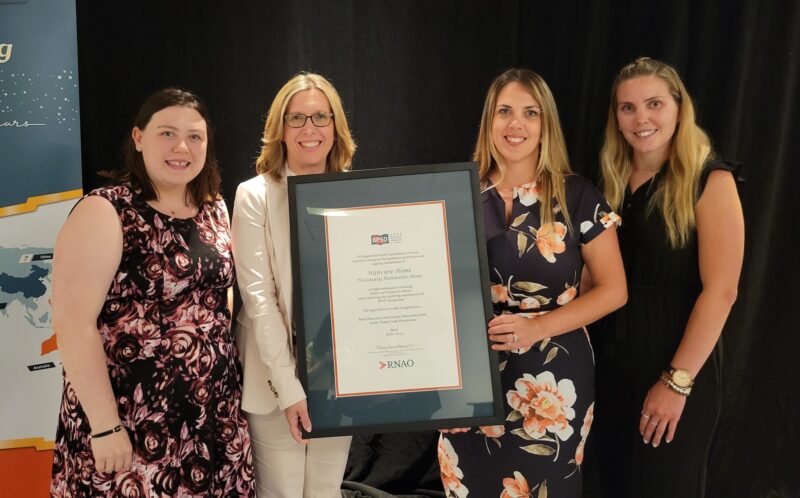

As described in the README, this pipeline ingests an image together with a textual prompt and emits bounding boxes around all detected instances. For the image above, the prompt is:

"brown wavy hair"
[102,88,221,205]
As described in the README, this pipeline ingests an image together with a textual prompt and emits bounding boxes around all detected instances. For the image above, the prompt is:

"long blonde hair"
[256,72,356,181]
[474,68,573,229]
[600,57,712,248]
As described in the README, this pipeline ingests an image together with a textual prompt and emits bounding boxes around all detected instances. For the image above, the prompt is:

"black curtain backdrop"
[75,1,799,497]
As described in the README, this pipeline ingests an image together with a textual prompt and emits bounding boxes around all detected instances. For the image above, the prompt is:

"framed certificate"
[288,162,503,437]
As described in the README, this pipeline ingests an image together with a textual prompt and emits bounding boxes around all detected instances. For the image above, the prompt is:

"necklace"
[148,200,198,218]
[169,205,198,218]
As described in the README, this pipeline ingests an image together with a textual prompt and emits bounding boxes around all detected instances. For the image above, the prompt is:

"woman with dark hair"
[438,69,626,498]
[50,88,256,496]
[592,57,744,497]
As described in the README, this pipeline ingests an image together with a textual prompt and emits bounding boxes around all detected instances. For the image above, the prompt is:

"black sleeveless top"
[602,159,740,358]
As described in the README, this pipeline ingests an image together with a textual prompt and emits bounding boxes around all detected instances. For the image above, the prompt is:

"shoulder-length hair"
[103,88,221,205]
[600,57,713,248]
[474,68,573,229]
[256,72,356,181]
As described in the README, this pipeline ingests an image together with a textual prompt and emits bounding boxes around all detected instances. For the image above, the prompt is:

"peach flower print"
[556,285,577,305]
[513,182,541,207]
[600,211,621,228]
[534,222,567,263]
[506,371,576,441]
[500,471,530,498]
[478,424,505,454]
[519,297,541,310]
[491,284,510,304]
[575,439,586,467]
[438,436,469,498]
[491,282,518,307]
[479,425,505,438]
[580,402,594,440]
[573,402,595,470]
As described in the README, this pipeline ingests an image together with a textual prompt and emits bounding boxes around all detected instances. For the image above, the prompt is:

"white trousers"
[246,409,352,498]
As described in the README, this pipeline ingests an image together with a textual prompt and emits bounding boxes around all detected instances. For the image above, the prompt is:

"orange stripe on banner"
[0,437,55,451]
[0,443,54,498]
[0,188,83,218]
[41,333,58,355]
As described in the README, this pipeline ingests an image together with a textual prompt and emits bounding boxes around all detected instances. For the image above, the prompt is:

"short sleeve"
[566,175,620,245]
[700,159,743,194]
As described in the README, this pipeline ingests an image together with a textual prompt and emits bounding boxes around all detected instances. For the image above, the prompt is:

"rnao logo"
[370,232,403,245]
[378,359,415,370]
[371,234,389,245]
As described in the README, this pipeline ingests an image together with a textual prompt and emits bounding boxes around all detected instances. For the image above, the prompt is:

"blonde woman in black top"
[592,57,744,498]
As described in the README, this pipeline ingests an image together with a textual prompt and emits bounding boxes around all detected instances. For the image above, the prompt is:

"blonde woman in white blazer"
[232,73,356,498]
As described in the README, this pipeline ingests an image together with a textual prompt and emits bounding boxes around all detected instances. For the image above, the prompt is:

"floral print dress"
[50,184,256,497]
[439,175,619,498]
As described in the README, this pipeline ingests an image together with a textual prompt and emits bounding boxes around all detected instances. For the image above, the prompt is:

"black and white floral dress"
[51,184,256,497]
[439,175,619,498]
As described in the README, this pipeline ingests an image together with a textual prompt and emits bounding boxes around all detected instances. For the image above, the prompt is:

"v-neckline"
[628,166,665,196]
[628,175,655,196]
[486,180,539,231]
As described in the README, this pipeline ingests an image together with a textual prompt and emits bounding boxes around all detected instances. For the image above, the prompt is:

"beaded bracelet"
[89,424,123,440]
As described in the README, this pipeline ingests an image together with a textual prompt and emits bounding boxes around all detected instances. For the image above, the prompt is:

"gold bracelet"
[660,371,691,396]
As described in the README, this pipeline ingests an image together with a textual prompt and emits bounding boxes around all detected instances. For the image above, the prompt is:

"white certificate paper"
[324,201,462,397]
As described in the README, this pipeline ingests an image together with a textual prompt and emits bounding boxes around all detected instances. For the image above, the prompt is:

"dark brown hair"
[103,88,221,204]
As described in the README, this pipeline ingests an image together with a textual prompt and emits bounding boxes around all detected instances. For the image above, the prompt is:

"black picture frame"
[288,162,503,438]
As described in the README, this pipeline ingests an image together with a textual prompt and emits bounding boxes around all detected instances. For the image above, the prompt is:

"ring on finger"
[641,414,651,419]
[648,421,658,426]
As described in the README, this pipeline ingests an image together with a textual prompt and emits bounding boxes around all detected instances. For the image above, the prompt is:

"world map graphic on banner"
[0,246,62,443]
[0,251,52,331]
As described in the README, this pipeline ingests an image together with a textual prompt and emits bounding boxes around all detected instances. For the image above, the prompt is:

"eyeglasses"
[284,112,333,128]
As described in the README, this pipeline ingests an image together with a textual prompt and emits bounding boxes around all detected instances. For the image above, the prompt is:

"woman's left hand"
[487,314,544,351]
[639,381,687,447]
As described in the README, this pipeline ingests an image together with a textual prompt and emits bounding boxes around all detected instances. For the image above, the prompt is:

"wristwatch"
[667,366,694,388]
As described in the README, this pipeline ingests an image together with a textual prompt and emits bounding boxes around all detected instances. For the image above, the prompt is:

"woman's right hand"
[90,427,133,474]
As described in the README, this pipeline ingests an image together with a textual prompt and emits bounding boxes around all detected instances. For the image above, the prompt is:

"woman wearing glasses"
[438,69,627,498]
[231,72,356,497]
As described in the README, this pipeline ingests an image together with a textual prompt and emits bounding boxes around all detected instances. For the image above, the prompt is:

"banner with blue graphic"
[0,0,81,493]
[0,0,82,214]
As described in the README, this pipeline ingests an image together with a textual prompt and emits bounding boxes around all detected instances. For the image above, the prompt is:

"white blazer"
[231,170,305,414]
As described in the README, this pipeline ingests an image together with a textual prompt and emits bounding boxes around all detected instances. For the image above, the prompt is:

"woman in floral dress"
[50,89,256,497]
[438,69,627,497]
